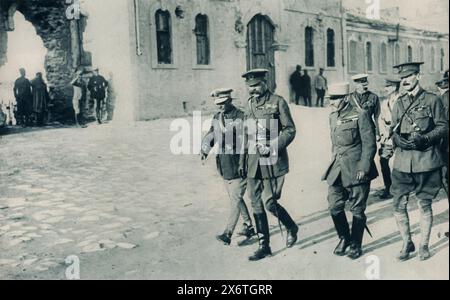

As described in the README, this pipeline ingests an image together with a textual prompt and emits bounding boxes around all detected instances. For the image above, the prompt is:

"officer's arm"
[372,94,381,137]
[358,110,377,174]
[201,114,218,156]
[424,95,449,145]
[270,97,296,150]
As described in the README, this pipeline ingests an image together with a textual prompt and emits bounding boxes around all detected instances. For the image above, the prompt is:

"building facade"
[0,0,448,121]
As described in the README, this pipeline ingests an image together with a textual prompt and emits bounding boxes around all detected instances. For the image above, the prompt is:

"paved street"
[0,106,448,280]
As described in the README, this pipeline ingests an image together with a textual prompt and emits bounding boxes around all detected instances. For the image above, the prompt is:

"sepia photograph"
[0,0,448,282]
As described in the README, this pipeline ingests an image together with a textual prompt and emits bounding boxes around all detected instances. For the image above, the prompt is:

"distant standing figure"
[31,72,49,126]
[106,72,115,122]
[71,68,85,127]
[88,68,109,124]
[289,65,303,105]
[314,68,328,107]
[301,70,312,107]
[13,68,32,127]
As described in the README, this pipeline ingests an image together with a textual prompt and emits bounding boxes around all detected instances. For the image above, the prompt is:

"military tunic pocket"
[411,106,432,132]
[336,121,358,146]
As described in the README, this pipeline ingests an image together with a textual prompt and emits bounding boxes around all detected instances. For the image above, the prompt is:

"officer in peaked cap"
[390,62,448,261]
[240,68,298,261]
[201,88,256,246]
[322,82,378,259]
[350,73,381,139]
[376,78,402,200]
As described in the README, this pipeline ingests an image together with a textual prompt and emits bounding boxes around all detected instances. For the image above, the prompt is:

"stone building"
[0,0,448,122]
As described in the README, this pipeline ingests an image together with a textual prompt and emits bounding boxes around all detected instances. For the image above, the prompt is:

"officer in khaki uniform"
[201,88,255,246]
[377,79,402,199]
[240,69,298,261]
[391,62,449,261]
[322,83,378,259]
[350,74,381,138]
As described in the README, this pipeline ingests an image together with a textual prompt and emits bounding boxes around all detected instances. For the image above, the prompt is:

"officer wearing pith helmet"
[322,82,378,259]
[201,88,256,246]
[240,69,298,261]
[390,62,448,261]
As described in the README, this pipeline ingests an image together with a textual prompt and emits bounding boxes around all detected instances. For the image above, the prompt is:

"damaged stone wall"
[0,0,75,120]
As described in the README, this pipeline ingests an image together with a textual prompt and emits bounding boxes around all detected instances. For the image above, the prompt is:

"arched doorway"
[0,0,87,122]
[246,15,276,92]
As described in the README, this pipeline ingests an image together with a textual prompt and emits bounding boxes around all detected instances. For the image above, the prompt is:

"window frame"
[326,28,336,68]
[379,42,388,74]
[365,41,373,73]
[348,39,359,74]
[194,14,211,66]
[305,26,315,68]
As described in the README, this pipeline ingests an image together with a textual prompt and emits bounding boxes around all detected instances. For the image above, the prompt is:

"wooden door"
[246,15,276,92]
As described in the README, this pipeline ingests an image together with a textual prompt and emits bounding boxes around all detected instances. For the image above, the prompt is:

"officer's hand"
[200,152,208,161]
[412,133,429,150]
[256,143,271,156]
[393,133,415,150]
[238,166,247,179]
[376,135,382,143]
[356,171,368,182]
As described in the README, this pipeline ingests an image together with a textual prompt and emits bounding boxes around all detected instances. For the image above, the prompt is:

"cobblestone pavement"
[0,106,448,280]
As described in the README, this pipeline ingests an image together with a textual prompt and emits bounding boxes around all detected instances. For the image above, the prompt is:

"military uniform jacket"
[378,92,400,145]
[322,101,378,188]
[241,91,296,179]
[350,91,381,136]
[392,87,448,173]
[201,106,245,180]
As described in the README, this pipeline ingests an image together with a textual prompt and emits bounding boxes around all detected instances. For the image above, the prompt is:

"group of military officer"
[201,62,448,262]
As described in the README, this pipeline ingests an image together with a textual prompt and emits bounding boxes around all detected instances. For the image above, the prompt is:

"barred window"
[366,42,373,72]
[394,43,401,66]
[194,14,210,65]
[440,48,445,71]
[431,47,436,72]
[407,45,413,62]
[305,27,314,67]
[380,42,387,73]
[155,9,172,64]
[326,29,335,67]
[349,40,358,72]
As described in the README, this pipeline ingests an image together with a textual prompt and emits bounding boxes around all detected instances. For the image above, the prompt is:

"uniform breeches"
[328,179,370,220]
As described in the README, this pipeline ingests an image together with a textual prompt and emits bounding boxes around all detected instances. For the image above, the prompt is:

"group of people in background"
[0,66,113,129]
[290,65,328,107]
[10,68,49,127]
[70,66,112,127]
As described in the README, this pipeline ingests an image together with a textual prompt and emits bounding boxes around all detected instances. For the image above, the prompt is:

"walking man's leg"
[347,183,370,259]
[328,182,351,256]
[247,178,272,261]
[262,176,298,248]
[391,169,416,261]
[217,179,253,244]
